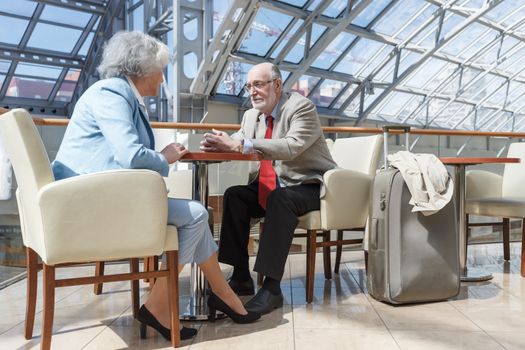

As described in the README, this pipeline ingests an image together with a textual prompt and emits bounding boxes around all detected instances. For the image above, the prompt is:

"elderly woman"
[52,31,259,341]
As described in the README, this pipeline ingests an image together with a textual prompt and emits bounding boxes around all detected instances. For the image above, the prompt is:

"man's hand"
[200,129,242,152]
[161,142,188,163]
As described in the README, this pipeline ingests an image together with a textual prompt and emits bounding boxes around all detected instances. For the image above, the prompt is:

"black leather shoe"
[208,292,261,323]
[137,305,197,341]
[228,278,255,296]
[244,288,283,315]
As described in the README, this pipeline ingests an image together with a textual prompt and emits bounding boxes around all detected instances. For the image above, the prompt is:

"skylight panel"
[55,81,76,102]
[322,0,347,18]
[40,4,93,28]
[0,60,10,73]
[334,38,385,76]
[216,61,252,96]
[238,8,293,57]
[27,23,83,53]
[0,15,29,45]
[15,63,63,80]
[290,75,320,97]
[270,19,303,59]
[351,0,391,28]
[310,79,346,107]
[311,32,356,69]
[278,0,308,8]
[0,0,36,17]
[372,0,426,38]
[6,76,56,100]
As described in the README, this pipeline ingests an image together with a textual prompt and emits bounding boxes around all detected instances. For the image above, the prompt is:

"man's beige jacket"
[232,92,337,197]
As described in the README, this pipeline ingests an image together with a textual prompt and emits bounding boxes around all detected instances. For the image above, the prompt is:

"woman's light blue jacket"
[52,77,168,180]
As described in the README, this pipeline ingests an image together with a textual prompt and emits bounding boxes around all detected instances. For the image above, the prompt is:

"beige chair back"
[0,109,53,254]
[330,135,383,175]
[325,138,334,151]
[502,142,525,197]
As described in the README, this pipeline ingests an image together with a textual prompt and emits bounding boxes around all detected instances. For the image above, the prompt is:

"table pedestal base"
[460,267,493,282]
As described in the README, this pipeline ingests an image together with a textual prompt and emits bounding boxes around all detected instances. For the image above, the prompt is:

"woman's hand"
[161,143,189,163]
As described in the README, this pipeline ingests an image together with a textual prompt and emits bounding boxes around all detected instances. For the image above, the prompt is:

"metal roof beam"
[190,0,260,95]
[37,0,106,16]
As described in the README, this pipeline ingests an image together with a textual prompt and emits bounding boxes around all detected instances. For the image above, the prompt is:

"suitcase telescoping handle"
[382,125,411,168]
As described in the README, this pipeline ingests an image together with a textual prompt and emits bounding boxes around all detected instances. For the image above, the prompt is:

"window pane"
[0,15,29,45]
[15,63,63,80]
[40,5,92,27]
[216,61,252,96]
[322,0,347,18]
[55,81,76,102]
[278,0,308,7]
[311,32,356,69]
[290,75,320,97]
[334,38,386,76]
[27,23,82,53]
[213,0,234,36]
[270,20,303,59]
[131,4,144,32]
[6,76,55,99]
[0,74,5,90]
[373,0,426,37]
[238,8,293,56]
[310,80,346,107]
[65,69,81,82]
[78,32,94,56]
[0,60,10,73]
[0,0,36,17]
[352,0,391,28]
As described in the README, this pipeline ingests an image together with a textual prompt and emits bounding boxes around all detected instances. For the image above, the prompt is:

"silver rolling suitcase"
[367,126,460,304]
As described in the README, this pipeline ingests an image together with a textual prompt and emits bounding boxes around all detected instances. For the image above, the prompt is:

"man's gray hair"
[97,31,169,79]
[270,64,282,81]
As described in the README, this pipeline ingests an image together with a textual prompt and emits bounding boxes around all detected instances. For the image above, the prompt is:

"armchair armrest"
[320,169,372,230]
[37,169,169,264]
[466,169,502,199]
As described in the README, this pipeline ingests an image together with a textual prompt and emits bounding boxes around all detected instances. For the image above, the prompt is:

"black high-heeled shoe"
[137,305,197,341]
[207,292,261,323]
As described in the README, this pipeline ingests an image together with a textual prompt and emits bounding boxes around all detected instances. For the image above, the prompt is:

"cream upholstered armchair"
[0,109,181,349]
[466,142,525,277]
[297,135,383,303]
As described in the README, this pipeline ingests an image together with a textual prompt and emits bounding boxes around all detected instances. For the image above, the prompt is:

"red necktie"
[258,115,277,209]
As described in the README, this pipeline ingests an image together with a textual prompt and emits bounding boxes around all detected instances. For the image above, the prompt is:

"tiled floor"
[0,243,524,350]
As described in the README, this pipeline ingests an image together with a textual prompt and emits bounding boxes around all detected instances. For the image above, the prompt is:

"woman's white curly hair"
[97,31,169,79]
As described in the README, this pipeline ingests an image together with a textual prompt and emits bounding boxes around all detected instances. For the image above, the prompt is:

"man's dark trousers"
[218,181,320,281]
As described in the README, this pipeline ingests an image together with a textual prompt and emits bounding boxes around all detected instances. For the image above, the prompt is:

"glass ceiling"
[0,0,105,112]
[2,0,525,132]
[209,0,525,132]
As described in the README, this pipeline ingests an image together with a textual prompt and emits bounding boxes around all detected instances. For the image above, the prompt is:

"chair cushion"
[467,197,525,218]
[297,210,321,230]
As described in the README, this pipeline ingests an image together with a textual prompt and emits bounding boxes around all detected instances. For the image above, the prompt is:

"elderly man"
[201,62,336,314]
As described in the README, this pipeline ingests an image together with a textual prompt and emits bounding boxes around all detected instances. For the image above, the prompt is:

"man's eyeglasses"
[244,79,277,92]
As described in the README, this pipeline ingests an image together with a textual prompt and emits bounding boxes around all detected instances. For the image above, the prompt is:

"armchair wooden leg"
[306,230,316,303]
[42,264,55,350]
[130,258,140,318]
[143,256,159,288]
[93,262,104,295]
[521,219,525,277]
[322,231,332,280]
[503,218,510,261]
[166,250,181,347]
[25,247,38,340]
[334,230,343,274]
